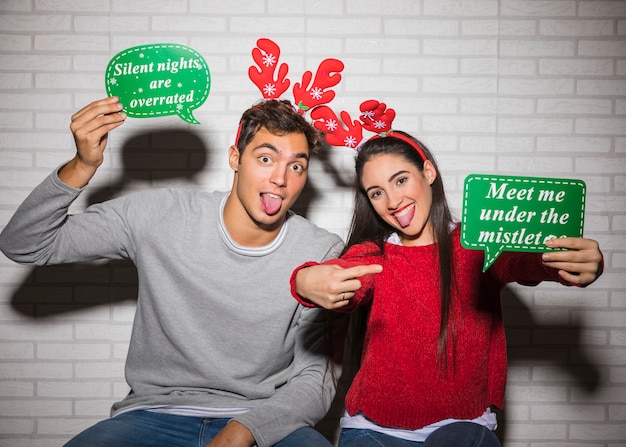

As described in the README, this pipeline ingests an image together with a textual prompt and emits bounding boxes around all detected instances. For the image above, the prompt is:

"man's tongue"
[261,193,283,215]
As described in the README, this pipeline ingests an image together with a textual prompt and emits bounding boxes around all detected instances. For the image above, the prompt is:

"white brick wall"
[0,0,624,446]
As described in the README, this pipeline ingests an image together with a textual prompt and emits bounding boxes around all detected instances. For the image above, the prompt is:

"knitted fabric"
[292,226,569,429]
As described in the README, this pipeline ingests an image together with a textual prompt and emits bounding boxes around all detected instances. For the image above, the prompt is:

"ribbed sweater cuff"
[289,261,321,307]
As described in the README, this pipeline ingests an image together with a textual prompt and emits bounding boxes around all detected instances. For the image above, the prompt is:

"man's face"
[228,127,310,232]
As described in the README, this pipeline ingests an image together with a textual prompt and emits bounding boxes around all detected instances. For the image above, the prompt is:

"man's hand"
[542,237,603,286]
[204,420,255,447]
[295,263,383,309]
[59,96,127,188]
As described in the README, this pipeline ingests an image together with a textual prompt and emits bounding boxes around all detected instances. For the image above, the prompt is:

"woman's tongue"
[261,193,283,215]
[394,204,414,228]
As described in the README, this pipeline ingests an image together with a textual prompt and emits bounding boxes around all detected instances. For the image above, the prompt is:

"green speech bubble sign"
[105,43,210,124]
[461,174,586,271]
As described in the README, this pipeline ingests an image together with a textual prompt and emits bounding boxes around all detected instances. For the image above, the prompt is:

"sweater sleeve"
[290,261,322,307]
[233,306,347,447]
[0,169,134,265]
[488,250,570,286]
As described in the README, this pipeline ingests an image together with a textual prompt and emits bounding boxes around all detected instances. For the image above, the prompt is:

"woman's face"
[361,153,437,246]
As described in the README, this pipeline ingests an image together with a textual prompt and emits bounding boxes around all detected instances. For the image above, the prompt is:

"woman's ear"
[423,160,437,185]
[228,145,240,172]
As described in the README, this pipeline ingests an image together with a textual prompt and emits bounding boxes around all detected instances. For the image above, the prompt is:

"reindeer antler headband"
[235,38,344,146]
[239,39,426,161]
[310,99,428,161]
[249,38,344,114]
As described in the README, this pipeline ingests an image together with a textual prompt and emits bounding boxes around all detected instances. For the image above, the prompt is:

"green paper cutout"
[105,43,210,124]
[461,174,586,271]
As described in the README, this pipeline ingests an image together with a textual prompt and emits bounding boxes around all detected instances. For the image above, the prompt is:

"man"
[0,96,344,447]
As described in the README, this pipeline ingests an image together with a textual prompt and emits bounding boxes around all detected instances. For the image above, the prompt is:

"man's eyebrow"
[364,170,409,193]
[251,142,278,152]
[252,143,309,161]
[293,151,310,161]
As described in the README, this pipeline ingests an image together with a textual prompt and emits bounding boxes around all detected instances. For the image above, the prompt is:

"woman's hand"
[542,237,603,286]
[295,263,382,309]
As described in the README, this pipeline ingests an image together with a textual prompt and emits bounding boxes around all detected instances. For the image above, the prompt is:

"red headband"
[368,131,427,162]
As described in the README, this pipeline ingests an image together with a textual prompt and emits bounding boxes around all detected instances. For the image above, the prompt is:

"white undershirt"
[114,404,251,418]
[340,408,497,442]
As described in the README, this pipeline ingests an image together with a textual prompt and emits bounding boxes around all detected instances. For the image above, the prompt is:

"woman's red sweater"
[291,226,571,429]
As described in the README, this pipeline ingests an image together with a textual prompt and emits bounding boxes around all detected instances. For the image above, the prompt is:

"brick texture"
[0,0,624,446]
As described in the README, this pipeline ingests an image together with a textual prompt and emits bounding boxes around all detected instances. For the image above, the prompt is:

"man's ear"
[423,160,437,185]
[228,145,240,172]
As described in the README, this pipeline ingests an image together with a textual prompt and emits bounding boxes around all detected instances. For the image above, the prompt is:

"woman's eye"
[369,190,382,200]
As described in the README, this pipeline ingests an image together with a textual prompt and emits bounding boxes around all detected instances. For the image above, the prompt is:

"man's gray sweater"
[0,171,344,447]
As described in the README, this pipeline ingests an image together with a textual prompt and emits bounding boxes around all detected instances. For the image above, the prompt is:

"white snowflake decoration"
[344,136,358,148]
[373,120,387,129]
[325,119,338,132]
[262,53,276,67]
[361,110,375,120]
[309,87,323,101]
[263,83,277,97]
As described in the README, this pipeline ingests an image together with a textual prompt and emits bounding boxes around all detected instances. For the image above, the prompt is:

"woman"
[291,131,603,447]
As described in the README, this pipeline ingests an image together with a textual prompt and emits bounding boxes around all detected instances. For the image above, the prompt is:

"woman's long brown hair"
[343,132,457,372]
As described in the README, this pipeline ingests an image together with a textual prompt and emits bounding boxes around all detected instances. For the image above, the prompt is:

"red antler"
[359,100,396,134]
[310,106,364,148]
[248,38,290,99]
[292,59,344,114]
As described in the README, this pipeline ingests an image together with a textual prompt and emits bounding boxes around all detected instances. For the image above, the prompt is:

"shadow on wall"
[86,129,209,204]
[10,128,209,317]
[496,288,602,442]
[8,130,601,445]
[292,140,354,217]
